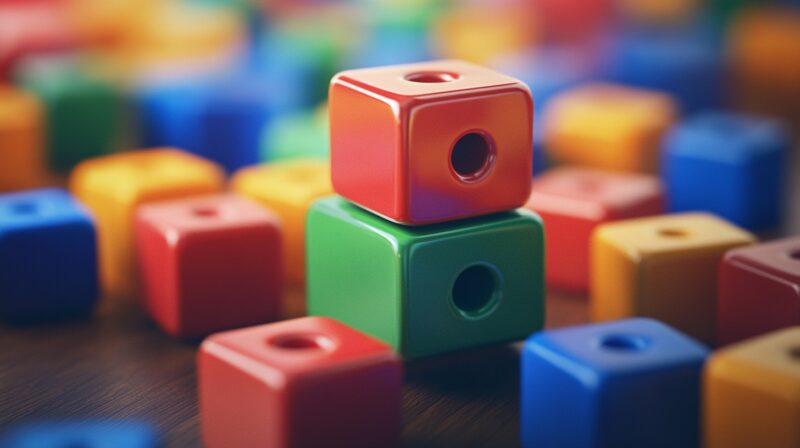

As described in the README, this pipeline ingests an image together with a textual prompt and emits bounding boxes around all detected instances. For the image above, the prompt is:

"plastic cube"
[0,421,159,448]
[717,237,800,346]
[70,148,224,297]
[526,167,663,292]
[662,112,788,231]
[521,318,708,448]
[0,85,46,191]
[198,316,402,448]
[0,189,98,322]
[307,196,544,358]
[329,60,533,225]
[136,194,282,339]
[591,213,755,344]
[704,327,800,448]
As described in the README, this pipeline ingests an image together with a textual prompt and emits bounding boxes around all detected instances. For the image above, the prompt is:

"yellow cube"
[70,148,225,297]
[704,327,800,448]
[231,159,333,284]
[591,213,754,344]
[543,83,678,173]
[0,85,47,192]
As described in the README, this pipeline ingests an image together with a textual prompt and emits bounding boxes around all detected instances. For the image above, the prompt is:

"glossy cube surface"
[544,83,677,173]
[199,316,402,448]
[136,194,282,339]
[70,149,224,297]
[705,327,800,448]
[526,167,663,292]
[591,213,755,344]
[521,318,708,448]
[0,85,45,191]
[1,421,159,448]
[231,159,332,283]
[329,60,533,225]
[663,113,788,231]
[307,196,544,358]
[718,237,800,346]
[0,189,98,322]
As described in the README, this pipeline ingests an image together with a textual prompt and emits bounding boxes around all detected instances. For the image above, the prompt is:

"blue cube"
[662,112,789,230]
[0,189,98,322]
[521,318,708,448]
[1,421,159,448]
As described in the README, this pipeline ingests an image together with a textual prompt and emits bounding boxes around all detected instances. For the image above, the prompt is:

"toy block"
[543,83,677,173]
[136,194,282,339]
[330,60,533,225]
[615,0,701,25]
[704,327,800,448]
[0,85,46,191]
[307,196,544,358]
[261,105,329,162]
[591,213,755,344]
[663,112,789,231]
[1,421,159,448]
[70,148,225,298]
[198,316,402,448]
[531,0,612,41]
[521,318,708,448]
[231,159,332,284]
[718,237,800,346]
[526,167,663,292]
[0,189,98,322]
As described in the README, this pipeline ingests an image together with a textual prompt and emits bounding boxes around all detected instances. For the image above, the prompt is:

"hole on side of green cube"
[450,132,495,183]
[193,207,219,218]
[599,334,651,352]
[404,71,460,83]
[269,333,334,351]
[451,264,501,319]
[9,202,38,214]
[658,228,688,238]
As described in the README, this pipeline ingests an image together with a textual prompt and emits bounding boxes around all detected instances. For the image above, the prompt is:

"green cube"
[307,196,545,358]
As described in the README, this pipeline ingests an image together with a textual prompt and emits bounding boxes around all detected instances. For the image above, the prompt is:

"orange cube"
[0,85,46,192]
[543,83,678,173]
[70,149,225,297]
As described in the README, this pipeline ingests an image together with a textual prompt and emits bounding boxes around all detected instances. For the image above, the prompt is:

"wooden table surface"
[1,148,798,447]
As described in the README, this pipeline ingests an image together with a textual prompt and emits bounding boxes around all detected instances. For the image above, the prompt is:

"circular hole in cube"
[658,228,688,238]
[789,250,800,261]
[451,264,500,319]
[599,334,651,352]
[404,71,460,83]
[193,207,219,218]
[9,202,38,214]
[450,132,495,182]
[789,346,800,360]
[270,333,334,351]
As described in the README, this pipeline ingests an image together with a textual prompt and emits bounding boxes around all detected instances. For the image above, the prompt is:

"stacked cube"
[307,60,545,358]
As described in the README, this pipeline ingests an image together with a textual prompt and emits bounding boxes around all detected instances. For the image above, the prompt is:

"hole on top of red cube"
[193,207,219,218]
[599,334,650,352]
[451,264,500,319]
[270,333,335,351]
[9,202,38,214]
[658,228,688,238]
[404,71,460,83]
[450,132,495,183]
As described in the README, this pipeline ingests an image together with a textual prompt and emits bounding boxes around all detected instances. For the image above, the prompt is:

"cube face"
[70,148,225,297]
[1,421,159,448]
[0,86,45,192]
[592,213,755,344]
[307,196,545,358]
[543,83,677,173]
[718,238,800,346]
[199,317,402,448]
[0,189,98,322]
[231,159,333,284]
[330,60,533,225]
[136,194,282,338]
[705,327,800,448]
[526,167,663,291]
[521,318,708,448]
[663,113,788,230]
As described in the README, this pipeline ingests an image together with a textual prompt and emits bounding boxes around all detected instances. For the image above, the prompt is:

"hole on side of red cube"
[193,207,219,218]
[599,334,650,352]
[788,250,800,261]
[450,131,495,183]
[658,228,688,238]
[9,202,38,214]
[451,264,501,319]
[270,333,334,351]
[404,71,460,83]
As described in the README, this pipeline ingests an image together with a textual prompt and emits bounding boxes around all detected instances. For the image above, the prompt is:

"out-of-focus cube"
[0,85,46,191]
[260,106,329,162]
[615,0,701,25]
[532,0,612,41]
[0,420,159,448]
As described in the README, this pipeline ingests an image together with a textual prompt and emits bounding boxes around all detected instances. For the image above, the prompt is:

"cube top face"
[231,159,332,205]
[528,167,663,220]
[0,85,40,129]
[71,148,225,201]
[203,317,396,380]
[596,213,755,258]
[0,189,90,232]
[725,237,800,286]
[527,318,708,378]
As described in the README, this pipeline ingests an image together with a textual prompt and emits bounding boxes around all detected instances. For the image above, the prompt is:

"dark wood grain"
[1,147,797,447]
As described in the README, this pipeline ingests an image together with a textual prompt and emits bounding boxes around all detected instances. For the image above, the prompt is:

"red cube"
[525,167,663,292]
[717,237,800,346]
[198,316,403,448]
[329,60,533,225]
[135,194,282,339]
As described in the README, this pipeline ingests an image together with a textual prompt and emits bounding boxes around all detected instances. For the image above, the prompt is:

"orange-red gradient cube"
[136,194,282,339]
[199,317,402,448]
[329,60,533,225]
[526,167,663,292]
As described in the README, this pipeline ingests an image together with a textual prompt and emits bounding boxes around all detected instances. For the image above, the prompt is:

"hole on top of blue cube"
[9,202,38,214]
[658,228,688,238]
[450,132,495,183]
[270,333,334,351]
[451,264,500,319]
[193,207,219,218]
[599,334,651,352]
[404,71,460,83]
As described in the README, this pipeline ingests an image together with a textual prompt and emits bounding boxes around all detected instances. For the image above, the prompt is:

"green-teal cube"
[307,196,545,358]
